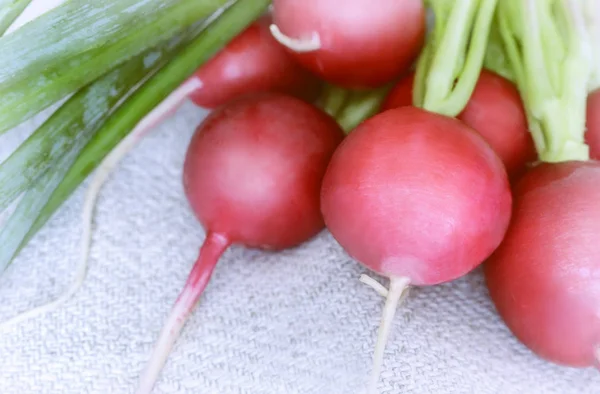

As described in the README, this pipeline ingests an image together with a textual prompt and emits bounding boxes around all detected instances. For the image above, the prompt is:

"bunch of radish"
[3,0,600,393]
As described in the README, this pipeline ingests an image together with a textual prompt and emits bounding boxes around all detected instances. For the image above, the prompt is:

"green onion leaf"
[0,0,232,135]
[0,0,32,35]
[2,0,269,269]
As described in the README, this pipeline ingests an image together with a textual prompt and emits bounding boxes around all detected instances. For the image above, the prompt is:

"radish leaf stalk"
[414,0,498,115]
[497,0,593,163]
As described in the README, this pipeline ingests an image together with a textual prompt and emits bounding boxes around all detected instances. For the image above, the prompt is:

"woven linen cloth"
[0,101,598,394]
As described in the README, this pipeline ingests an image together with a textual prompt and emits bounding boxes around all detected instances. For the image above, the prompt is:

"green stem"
[0,0,31,35]
[318,84,351,118]
[584,0,600,92]
[17,0,269,256]
[336,85,393,133]
[498,0,592,162]
[0,39,184,214]
[483,10,515,83]
[415,0,498,116]
[0,0,232,135]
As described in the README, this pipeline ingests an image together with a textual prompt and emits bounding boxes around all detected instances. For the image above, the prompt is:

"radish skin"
[188,15,322,109]
[585,90,600,159]
[137,93,344,392]
[321,107,512,392]
[270,0,425,88]
[484,162,600,368]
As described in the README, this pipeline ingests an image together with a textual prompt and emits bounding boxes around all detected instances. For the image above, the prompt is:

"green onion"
[15,0,270,264]
[414,0,498,116]
[0,0,231,135]
[0,0,32,35]
[0,24,203,272]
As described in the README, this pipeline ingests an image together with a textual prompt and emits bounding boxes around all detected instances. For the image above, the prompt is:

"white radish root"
[0,78,202,331]
[359,274,389,297]
[367,276,410,394]
[136,232,230,394]
[269,24,321,52]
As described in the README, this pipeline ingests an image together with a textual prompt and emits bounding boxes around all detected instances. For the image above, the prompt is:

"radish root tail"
[136,232,230,394]
[0,79,201,332]
[359,274,389,297]
[367,276,410,394]
[269,24,321,52]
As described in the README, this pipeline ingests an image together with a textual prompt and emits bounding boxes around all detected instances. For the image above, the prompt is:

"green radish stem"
[497,0,593,163]
[316,83,391,133]
[414,0,498,115]
[584,0,600,92]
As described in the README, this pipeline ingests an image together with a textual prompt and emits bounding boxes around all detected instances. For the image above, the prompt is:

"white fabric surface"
[0,101,598,394]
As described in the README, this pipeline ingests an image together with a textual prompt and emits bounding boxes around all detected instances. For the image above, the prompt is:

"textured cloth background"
[0,101,598,394]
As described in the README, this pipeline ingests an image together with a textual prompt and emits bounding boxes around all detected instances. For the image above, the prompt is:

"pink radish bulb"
[269,0,426,89]
[585,89,600,160]
[188,15,322,109]
[484,161,600,368]
[136,93,344,394]
[320,106,512,392]
[381,69,536,178]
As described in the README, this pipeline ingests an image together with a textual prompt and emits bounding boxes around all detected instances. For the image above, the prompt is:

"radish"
[320,106,512,392]
[136,93,344,393]
[483,0,599,369]
[188,14,322,109]
[484,161,600,367]
[269,0,426,89]
[382,69,536,178]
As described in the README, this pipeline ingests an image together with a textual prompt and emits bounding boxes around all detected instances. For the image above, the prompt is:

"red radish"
[585,89,600,159]
[382,69,536,178]
[0,14,329,331]
[269,0,426,89]
[188,15,322,109]
[484,161,600,368]
[136,93,344,394]
[320,106,512,392]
